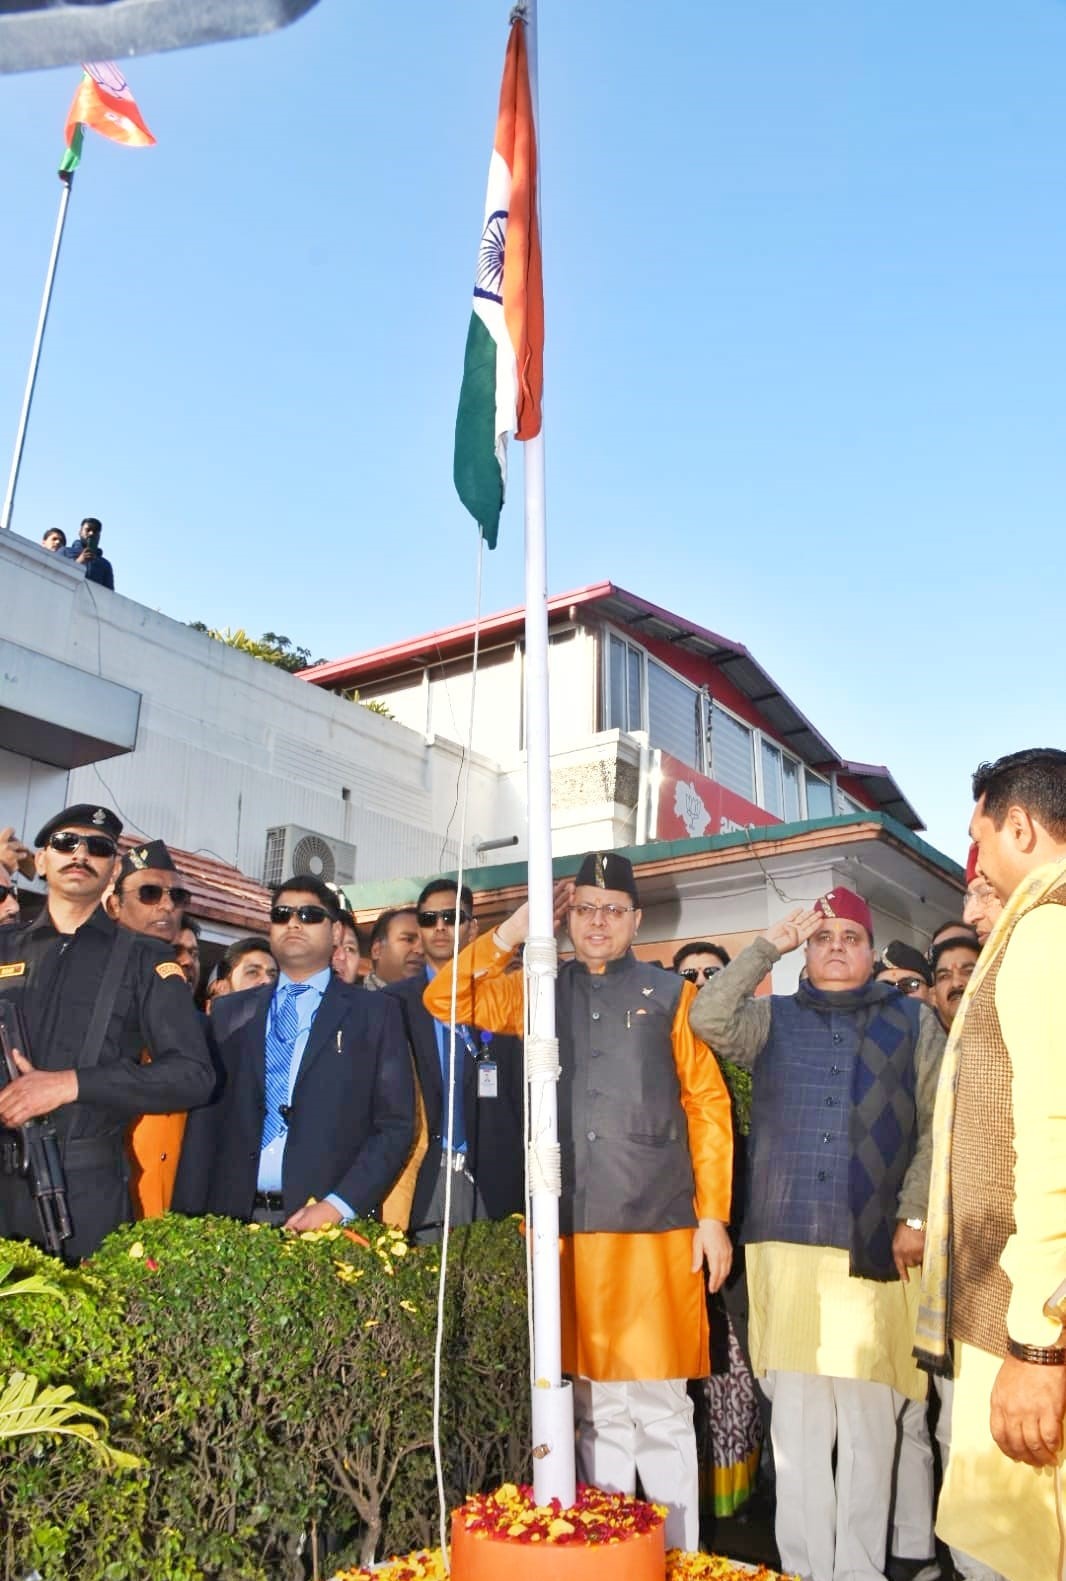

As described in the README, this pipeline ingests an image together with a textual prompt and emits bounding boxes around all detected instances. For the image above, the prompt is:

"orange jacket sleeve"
[422,931,526,1037]
[672,980,733,1224]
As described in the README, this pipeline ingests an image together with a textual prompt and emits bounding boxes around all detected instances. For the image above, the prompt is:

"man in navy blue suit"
[173,874,413,1229]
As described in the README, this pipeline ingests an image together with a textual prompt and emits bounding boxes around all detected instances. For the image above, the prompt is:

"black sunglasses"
[48,831,117,858]
[126,883,191,907]
[271,904,332,926]
[0,885,17,904]
[417,908,471,928]
[894,975,927,996]
[680,965,720,982]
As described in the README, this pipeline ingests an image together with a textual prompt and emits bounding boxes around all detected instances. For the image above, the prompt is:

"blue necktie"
[262,984,309,1150]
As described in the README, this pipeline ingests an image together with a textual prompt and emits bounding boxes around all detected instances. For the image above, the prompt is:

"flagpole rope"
[431,532,485,1572]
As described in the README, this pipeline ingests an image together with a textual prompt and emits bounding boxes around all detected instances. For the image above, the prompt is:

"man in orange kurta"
[425,850,733,1550]
[107,839,195,1216]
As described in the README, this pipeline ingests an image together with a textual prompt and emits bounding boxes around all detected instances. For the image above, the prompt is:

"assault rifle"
[0,999,72,1255]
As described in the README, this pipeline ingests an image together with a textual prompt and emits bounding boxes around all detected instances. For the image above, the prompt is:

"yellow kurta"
[425,932,733,1382]
[936,900,1066,1579]
[746,1241,927,1401]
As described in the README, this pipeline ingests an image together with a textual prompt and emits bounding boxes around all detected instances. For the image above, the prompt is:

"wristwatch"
[1006,1338,1066,1366]
[903,1217,926,1233]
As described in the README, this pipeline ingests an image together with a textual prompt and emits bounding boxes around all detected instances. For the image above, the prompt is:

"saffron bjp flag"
[60,62,156,176]
[454,16,543,549]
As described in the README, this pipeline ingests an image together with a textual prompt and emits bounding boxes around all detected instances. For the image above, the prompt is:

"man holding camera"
[60,516,114,589]
[0,805,213,1260]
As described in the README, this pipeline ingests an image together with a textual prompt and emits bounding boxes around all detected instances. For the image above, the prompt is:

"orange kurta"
[425,932,733,1381]
[127,1110,187,1218]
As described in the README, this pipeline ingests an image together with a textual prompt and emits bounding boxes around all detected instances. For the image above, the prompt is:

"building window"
[708,701,756,802]
[647,658,703,770]
[805,770,834,819]
[835,786,865,816]
[606,633,643,734]
[759,739,803,822]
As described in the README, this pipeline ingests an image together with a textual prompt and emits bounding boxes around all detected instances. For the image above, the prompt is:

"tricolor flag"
[60,62,156,176]
[454,15,543,549]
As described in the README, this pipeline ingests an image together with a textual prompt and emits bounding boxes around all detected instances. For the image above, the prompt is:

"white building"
[1,536,962,957]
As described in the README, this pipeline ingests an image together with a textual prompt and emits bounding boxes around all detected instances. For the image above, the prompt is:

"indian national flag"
[60,62,156,176]
[454,16,543,549]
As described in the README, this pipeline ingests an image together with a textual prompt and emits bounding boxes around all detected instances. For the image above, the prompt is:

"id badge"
[477,1061,498,1099]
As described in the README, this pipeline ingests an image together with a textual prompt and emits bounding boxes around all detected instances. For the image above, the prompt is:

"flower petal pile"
[333,1484,797,1579]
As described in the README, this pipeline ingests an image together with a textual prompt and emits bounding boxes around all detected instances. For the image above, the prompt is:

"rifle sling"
[78,928,135,1071]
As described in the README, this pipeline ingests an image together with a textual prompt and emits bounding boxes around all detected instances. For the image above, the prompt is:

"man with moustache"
[107,839,201,1217]
[929,935,980,1033]
[691,886,945,1581]
[0,864,19,925]
[0,806,213,1259]
[426,853,734,1551]
[917,749,1066,1581]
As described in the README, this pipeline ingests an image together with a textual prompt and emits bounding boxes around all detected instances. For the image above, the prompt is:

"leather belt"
[253,1190,284,1210]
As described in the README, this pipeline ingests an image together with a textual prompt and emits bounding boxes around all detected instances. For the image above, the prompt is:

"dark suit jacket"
[173,977,413,1221]
[386,972,524,1231]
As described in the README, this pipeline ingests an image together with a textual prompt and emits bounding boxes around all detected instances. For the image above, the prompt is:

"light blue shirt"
[426,962,470,1153]
[257,966,354,1220]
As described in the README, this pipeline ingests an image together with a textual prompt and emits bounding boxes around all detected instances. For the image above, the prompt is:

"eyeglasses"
[270,904,332,925]
[417,909,471,928]
[570,903,636,921]
[680,965,720,982]
[0,885,16,904]
[124,883,191,907]
[48,831,117,858]
[893,975,926,996]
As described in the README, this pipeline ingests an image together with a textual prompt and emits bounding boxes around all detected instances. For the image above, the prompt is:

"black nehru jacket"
[0,906,214,1259]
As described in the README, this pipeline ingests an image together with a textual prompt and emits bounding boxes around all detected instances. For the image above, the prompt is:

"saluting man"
[0,805,214,1260]
[424,850,733,1551]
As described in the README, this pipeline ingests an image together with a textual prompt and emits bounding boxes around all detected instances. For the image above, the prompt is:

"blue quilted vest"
[741,984,920,1280]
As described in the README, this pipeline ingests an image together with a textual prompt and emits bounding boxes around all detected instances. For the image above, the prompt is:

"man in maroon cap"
[691,885,945,1581]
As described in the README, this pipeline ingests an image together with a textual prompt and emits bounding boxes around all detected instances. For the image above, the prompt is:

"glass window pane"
[782,755,801,822]
[805,772,833,820]
[607,635,625,730]
[647,660,701,768]
[761,739,784,817]
[710,704,755,801]
[627,648,643,731]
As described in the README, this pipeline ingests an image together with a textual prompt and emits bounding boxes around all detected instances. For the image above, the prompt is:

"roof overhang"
[0,637,141,768]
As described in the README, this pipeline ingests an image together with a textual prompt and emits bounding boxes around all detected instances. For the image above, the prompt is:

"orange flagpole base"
[450,1509,665,1581]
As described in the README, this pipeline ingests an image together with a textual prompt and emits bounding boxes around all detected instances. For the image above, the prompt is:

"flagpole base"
[531,1378,575,1507]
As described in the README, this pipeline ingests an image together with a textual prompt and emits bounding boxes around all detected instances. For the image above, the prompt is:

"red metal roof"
[118,838,271,935]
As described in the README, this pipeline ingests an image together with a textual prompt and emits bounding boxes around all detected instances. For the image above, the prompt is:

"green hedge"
[0,1216,531,1580]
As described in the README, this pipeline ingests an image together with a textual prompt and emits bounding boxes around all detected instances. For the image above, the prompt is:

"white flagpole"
[520,0,576,1510]
[0,170,75,534]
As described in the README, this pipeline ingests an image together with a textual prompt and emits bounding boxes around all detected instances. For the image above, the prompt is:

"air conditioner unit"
[263,825,356,888]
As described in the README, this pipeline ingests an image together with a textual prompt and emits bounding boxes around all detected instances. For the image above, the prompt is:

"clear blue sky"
[1,1,1064,862]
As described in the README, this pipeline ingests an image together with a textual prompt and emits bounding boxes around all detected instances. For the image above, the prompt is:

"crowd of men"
[0,744,1062,1580]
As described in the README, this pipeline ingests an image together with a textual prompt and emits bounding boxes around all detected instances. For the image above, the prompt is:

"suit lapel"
[292,979,346,1093]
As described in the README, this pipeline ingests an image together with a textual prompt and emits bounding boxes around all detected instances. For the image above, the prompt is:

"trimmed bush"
[0,1216,530,1580]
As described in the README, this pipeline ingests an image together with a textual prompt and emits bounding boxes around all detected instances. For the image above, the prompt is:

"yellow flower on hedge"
[547,1517,575,1537]
[399,1299,417,1313]
[128,1242,144,1259]
[364,1318,380,1329]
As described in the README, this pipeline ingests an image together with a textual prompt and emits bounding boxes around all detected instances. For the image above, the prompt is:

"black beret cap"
[118,839,178,881]
[879,940,932,986]
[34,804,122,848]
[574,850,639,904]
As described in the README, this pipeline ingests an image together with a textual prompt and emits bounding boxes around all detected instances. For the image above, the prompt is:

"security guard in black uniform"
[0,804,214,1260]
